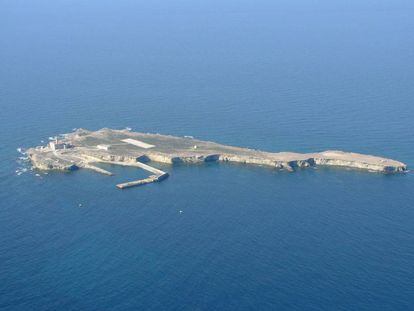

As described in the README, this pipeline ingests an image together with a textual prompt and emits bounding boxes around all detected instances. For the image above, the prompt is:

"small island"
[27,128,407,189]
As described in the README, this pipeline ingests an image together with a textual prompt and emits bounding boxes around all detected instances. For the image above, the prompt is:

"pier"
[116,173,169,189]
[107,160,169,189]
[81,155,169,189]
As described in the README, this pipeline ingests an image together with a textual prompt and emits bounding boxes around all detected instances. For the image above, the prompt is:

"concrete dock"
[81,156,169,189]
[116,172,169,189]
[116,175,159,189]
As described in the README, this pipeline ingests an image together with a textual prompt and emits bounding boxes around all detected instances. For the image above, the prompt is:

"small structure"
[97,144,111,151]
[49,139,72,151]
[121,138,155,149]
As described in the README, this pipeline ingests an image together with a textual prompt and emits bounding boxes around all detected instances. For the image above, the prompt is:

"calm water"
[1,1,413,310]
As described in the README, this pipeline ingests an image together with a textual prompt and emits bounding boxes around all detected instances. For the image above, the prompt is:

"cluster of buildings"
[49,138,73,151]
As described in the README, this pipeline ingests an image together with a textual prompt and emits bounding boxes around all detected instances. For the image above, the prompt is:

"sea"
[1,1,413,310]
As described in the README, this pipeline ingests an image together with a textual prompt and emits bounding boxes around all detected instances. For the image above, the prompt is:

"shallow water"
[1,0,413,310]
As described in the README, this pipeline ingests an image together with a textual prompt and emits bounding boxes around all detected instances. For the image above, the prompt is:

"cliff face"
[314,157,397,172]
[27,150,79,171]
[27,128,407,175]
[138,152,406,173]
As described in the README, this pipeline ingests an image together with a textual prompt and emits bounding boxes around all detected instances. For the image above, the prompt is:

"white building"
[49,141,71,151]
[97,144,111,151]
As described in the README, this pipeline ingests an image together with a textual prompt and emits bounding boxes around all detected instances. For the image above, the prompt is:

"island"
[27,128,407,189]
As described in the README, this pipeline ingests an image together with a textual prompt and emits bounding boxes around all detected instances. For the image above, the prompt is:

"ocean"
[1,0,413,310]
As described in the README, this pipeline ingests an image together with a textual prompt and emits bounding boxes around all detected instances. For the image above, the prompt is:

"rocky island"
[27,128,407,189]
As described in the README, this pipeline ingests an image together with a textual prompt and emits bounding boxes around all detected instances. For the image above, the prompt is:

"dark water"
[1,1,413,310]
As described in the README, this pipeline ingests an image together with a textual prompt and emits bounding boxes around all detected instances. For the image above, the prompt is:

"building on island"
[49,139,72,151]
[97,144,111,151]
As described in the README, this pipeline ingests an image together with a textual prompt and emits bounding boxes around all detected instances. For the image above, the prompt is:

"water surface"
[1,0,413,310]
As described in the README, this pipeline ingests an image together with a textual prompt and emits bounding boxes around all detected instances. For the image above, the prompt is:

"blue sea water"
[1,0,414,310]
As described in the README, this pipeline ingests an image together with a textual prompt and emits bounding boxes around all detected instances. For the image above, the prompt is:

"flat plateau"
[27,128,407,188]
